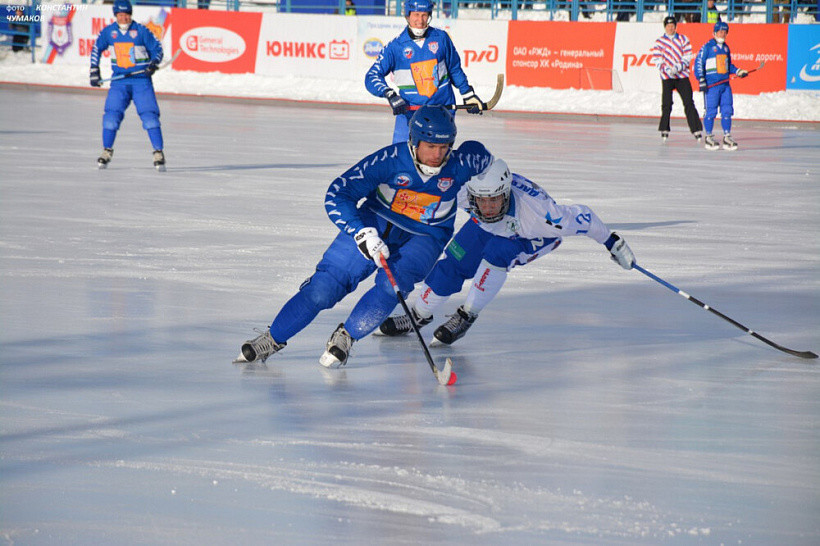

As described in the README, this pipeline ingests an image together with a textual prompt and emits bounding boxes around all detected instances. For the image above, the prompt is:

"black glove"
[461,86,485,114]
[736,69,748,78]
[90,66,101,87]
[145,60,159,77]
[698,78,707,91]
[384,90,408,116]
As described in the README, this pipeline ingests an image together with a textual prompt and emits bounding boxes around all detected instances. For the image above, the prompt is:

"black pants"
[659,77,702,134]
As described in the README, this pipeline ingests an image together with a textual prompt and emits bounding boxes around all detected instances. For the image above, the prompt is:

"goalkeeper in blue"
[376,158,636,345]
[234,106,494,368]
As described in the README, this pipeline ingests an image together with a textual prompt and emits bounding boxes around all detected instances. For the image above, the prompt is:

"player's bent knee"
[299,272,346,310]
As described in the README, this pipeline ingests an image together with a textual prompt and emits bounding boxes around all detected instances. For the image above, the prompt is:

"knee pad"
[299,271,346,311]
[483,238,526,269]
[140,113,161,131]
[102,112,123,131]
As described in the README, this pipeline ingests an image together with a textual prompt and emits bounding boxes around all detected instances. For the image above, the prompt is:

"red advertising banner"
[682,23,788,94]
[171,8,262,74]
[506,21,617,89]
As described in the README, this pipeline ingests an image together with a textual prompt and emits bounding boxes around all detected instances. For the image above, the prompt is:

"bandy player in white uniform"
[377,158,636,344]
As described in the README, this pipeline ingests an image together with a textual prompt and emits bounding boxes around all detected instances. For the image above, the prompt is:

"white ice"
[1,86,819,545]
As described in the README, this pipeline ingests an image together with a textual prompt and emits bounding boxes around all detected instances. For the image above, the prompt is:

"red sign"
[506,21,617,89]
[172,8,262,74]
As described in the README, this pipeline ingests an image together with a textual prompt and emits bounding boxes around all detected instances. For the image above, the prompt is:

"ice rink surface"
[1,87,819,545]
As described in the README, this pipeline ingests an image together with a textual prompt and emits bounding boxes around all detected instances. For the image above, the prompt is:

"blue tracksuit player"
[234,106,494,369]
[694,22,749,151]
[365,0,484,144]
[89,0,166,170]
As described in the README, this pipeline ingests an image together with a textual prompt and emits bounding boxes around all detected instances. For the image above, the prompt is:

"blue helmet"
[409,105,457,147]
[113,0,133,15]
[404,0,434,16]
[714,21,729,33]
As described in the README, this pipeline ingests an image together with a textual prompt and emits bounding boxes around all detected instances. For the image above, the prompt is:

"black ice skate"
[153,149,166,172]
[432,306,478,346]
[320,323,355,368]
[661,131,669,143]
[97,148,113,169]
[704,134,720,151]
[693,131,703,142]
[234,329,286,364]
[377,309,432,336]
[722,134,738,151]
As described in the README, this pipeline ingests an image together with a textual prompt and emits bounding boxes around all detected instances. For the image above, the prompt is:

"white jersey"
[457,172,610,244]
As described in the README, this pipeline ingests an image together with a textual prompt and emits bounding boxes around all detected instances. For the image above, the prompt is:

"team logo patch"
[437,177,453,191]
[110,31,118,39]
[129,30,138,39]
[395,174,412,187]
[403,46,414,59]
[428,41,439,54]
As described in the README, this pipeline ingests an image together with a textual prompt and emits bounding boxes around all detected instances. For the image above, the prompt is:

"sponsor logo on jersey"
[395,174,412,187]
[428,41,439,54]
[545,211,563,228]
[403,46,413,59]
[363,38,384,59]
[437,177,453,192]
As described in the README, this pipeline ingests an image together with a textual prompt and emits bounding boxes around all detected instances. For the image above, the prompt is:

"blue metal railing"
[1,0,816,63]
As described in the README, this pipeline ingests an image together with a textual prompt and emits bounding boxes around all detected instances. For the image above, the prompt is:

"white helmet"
[466,158,512,223]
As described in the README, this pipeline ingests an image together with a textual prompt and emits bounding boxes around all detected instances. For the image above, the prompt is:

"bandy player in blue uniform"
[365,0,484,144]
[89,0,166,170]
[377,158,636,345]
[694,22,748,151]
[234,106,494,368]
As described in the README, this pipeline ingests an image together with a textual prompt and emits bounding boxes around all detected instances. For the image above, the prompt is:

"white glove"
[604,232,635,270]
[664,65,676,77]
[354,227,389,267]
[461,86,485,114]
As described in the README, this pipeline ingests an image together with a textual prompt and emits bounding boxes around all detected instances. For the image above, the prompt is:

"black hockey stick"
[379,255,456,385]
[634,263,817,359]
[701,61,765,91]
[102,49,182,83]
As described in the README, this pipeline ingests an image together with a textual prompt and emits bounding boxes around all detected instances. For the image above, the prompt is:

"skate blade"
[319,352,345,369]
[97,163,108,170]
[232,352,248,365]
[155,164,166,172]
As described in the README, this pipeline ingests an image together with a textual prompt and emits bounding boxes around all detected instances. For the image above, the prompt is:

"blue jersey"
[90,21,163,79]
[326,140,493,244]
[694,38,738,87]
[365,26,472,107]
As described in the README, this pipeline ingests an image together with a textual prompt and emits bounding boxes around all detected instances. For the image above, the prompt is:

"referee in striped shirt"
[652,16,703,143]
